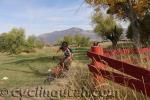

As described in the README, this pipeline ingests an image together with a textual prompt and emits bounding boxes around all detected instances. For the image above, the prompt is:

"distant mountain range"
[38,27,102,44]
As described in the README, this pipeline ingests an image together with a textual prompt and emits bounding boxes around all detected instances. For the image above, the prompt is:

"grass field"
[0,47,61,88]
[0,46,90,88]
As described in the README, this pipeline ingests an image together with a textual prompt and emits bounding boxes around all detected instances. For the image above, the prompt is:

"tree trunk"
[130,21,141,48]
[111,39,117,49]
[127,0,141,48]
[126,0,142,62]
[106,35,118,49]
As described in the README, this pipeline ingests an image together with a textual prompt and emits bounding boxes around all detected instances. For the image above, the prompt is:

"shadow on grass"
[2,68,33,74]
[2,63,50,77]
[27,63,49,76]
[2,56,60,65]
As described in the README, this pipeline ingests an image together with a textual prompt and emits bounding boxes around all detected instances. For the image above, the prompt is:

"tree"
[127,13,150,46]
[80,36,90,46]
[0,33,8,52]
[0,28,26,54]
[26,35,44,49]
[0,28,44,54]
[63,35,74,45]
[74,34,90,47]
[85,0,150,48]
[56,38,63,46]
[60,34,90,47]
[74,34,82,47]
[92,11,123,48]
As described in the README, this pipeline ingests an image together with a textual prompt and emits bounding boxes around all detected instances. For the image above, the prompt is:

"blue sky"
[0,0,94,36]
[0,0,129,36]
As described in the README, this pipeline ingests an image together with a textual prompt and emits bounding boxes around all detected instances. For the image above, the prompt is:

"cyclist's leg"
[64,59,72,71]
[59,58,65,68]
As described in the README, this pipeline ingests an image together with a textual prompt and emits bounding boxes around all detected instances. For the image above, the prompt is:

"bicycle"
[44,63,67,84]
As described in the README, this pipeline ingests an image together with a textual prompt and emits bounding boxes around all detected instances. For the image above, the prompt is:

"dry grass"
[70,42,150,100]
[71,61,150,100]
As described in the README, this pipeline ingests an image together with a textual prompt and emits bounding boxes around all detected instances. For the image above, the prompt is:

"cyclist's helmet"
[60,41,68,50]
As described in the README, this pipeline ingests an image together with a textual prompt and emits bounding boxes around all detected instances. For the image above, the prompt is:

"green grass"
[0,46,90,88]
[0,47,61,88]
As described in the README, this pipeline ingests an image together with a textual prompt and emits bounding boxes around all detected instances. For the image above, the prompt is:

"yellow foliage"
[132,0,150,18]
[86,0,150,19]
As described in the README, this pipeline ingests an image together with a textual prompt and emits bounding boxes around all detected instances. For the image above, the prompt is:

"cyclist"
[58,41,73,71]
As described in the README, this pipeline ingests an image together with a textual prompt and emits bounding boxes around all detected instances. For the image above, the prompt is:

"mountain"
[38,27,102,44]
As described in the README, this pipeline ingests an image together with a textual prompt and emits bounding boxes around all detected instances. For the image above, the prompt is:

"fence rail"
[87,46,150,97]
[104,48,150,56]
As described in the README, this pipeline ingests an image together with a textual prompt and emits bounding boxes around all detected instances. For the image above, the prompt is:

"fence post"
[90,45,106,84]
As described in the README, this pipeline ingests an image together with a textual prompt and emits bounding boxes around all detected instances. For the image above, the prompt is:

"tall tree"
[92,11,123,48]
[85,0,150,48]
[127,13,150,46]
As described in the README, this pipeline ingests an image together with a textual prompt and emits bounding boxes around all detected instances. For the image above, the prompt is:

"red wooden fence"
[104,48,150,56]
[87,46,150,97]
